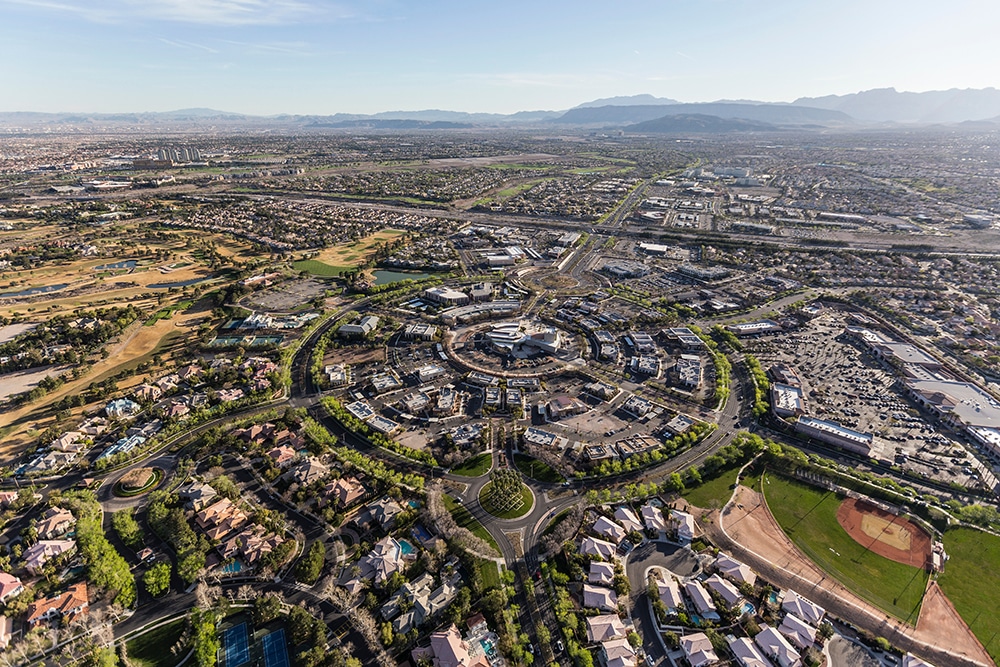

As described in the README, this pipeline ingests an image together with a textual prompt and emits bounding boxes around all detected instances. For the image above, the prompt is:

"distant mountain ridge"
[5,87,1000,130]
[624,114,778,134]
[574,94,680,108]
[792,87,1000,123]
[553,103,851,126]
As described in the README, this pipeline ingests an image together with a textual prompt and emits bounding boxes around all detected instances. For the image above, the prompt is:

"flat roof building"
[795,416,874,457]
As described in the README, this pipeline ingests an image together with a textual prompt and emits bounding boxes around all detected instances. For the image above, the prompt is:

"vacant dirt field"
[710,485,991,667]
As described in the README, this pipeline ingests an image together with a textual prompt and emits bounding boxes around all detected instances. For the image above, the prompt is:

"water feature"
[94,260,137,270]
[372,269,432,285]
[0,284,68,298]
[398,539,416,556]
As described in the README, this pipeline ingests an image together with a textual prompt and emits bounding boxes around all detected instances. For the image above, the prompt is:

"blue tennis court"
[262,629,289,667]
[222,623,250,667]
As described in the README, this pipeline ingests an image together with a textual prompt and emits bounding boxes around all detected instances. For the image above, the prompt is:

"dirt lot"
[710,485,991,667]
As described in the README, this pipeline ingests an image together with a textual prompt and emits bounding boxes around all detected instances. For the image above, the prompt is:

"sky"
[0,0,997,115]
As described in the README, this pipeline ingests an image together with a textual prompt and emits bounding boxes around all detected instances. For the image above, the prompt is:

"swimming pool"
[222,559,244,574]
[398,539,416,556]
[741,602,755,616]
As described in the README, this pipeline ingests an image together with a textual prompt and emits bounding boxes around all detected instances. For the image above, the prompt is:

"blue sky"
[0,0,996,114]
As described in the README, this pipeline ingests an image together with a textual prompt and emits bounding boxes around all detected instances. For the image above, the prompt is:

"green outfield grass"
[938,527,1000,664]
[763,472,928,623]
[683,467,740,509]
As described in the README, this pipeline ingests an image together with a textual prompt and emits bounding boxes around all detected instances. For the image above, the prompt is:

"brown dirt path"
[706,485,993,667]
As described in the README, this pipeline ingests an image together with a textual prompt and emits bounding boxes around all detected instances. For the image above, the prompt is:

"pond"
[95,260,137,270]
[0,284,68,298]
[372,269,432,285]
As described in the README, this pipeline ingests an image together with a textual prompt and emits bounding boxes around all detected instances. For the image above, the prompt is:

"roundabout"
[478,469,535,520]
[111,466,164,498]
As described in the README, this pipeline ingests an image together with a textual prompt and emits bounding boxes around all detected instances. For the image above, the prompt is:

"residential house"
[704,574,743,610]
[600,637,638,667]
[51,432,86,453]
[641,504,667,533]
[0,573,23,603]
[195,498,248,541]
[359,536,406,584]
[589,561,615,586]
[105,398,140,420]
[26,583,88,627]
[683,581,720,622]
[781,591,825,626]
[267,445,297,468]
[176,481,218,511]
[367,496,405,530]
[680,632,719,667]
[411,624,488,667]
[657,577,685,615]
[613,506,643,534]
[755,625,802,667]
[36,507,75,540]
[727,637,771,667]
[592,516,627,544]
[284,458,329,486]
[714,553,757,586]
[23,540,76,575]
[580,536,617,560]
[670,509,696,544]
[586,614,627,643]
[324,476,366,508]
[583,584,618,612]
[778,613,817,650]
[133,384,163,402]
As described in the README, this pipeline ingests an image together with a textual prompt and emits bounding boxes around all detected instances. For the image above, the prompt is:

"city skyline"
[1,0,998,115]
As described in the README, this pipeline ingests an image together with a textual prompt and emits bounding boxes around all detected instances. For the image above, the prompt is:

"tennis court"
[262,629,290,667]
[222,623,250,667]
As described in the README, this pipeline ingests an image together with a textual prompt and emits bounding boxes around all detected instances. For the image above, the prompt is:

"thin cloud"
[2,0,355,25]
[157,37,220,53]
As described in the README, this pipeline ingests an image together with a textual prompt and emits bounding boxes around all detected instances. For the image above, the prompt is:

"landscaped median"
[478,469,534,520]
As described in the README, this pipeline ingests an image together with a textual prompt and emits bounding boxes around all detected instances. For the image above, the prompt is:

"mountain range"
[4,88,1000,132]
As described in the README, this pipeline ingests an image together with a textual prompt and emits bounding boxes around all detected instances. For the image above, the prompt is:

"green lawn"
[292,259,351,277]
[939,527,1000,664]
[443,495,500,554]
[683,467,740,510]
[126,618,187,667]
[479,482,534,519]
[451,453,493,478]
[514,453,566,484]
[763,472,928,623]
[476,558,503,591]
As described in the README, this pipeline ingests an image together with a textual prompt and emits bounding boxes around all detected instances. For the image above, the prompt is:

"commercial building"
[675,354,703,388]
[404,323,438,340]
[423,287,470,307]
[794,416,874,457]
[339,315,380,338]
[771,383,806,417]
[727,320,782,337]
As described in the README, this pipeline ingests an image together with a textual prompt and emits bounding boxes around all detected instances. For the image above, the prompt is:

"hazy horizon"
[1,0,997,115]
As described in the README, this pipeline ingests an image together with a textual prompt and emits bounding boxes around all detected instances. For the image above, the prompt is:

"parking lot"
[744,311,986,490]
